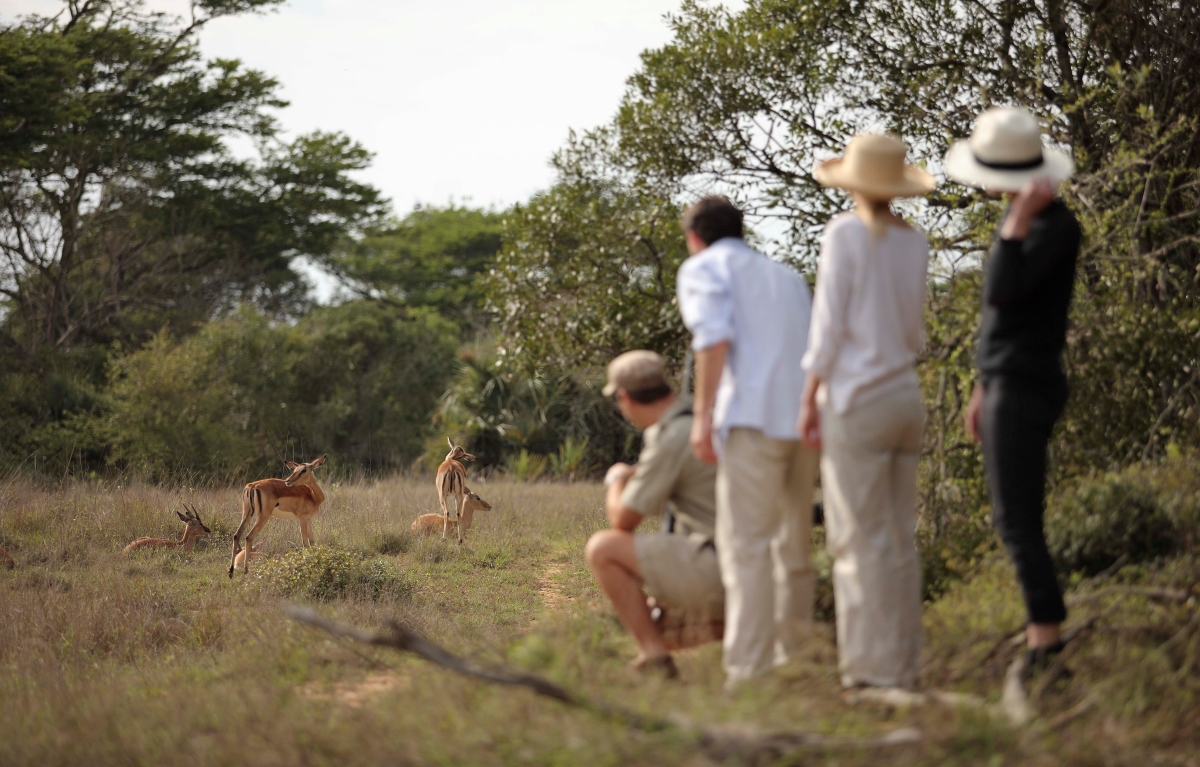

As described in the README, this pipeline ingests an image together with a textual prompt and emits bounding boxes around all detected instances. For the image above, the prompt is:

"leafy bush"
[549,437,590,481]
[1045,476,1173,576]
[104,302,457,478]
[1045,451,1200,576]
[428,345,638,474]
[255,545,413,601]
[505,450,547,483]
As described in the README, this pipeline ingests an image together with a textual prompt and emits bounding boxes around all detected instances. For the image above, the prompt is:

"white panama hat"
[944,107,1075,192]
[814,134,936,199]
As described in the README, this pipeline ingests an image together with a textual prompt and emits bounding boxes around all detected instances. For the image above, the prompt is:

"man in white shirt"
[676,195,818,686]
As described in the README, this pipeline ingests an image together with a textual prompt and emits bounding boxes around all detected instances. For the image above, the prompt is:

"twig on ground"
[1067,586,1191,607]
[1091,554,1131,583]
[1157,608,1200,658]
[950,629,1025,682]
[1046,693,1098,729]
[283,605,923,761]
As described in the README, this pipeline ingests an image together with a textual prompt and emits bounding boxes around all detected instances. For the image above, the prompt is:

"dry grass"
[0,473,1197,766]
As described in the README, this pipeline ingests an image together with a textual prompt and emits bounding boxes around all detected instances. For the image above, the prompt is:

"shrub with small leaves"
[256,545,413,601]
[1045,450,1200,577]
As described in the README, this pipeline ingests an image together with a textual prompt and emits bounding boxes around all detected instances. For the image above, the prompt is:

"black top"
[976,200,1081,382]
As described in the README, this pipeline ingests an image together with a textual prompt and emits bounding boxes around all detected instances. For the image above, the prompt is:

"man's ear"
[284,461,298,470]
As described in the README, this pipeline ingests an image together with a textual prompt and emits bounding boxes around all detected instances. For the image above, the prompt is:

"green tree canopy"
[485,131,690,375]
[483,0,1200,590]
[329,204,503,333]
[0,0,385,357]
[104,302,458,478]
[0,0,388,468]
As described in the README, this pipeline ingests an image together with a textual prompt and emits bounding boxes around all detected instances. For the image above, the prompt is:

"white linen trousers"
[820,385,925,689]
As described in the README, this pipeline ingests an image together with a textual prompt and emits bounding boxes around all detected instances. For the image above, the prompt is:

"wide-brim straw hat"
[814,134,936,199]
[944,107,1074,192]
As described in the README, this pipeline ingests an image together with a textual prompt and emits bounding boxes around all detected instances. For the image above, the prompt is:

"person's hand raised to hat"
[1001,177,1056,241]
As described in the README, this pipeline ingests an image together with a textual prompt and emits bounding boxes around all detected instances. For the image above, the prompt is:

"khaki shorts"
[634,532,725,612]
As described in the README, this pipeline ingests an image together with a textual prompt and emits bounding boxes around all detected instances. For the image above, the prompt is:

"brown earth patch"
[299,670,410,708]
[537,562,576,612]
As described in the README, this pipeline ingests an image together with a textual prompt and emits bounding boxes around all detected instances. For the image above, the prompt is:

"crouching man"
[584,350,721,679]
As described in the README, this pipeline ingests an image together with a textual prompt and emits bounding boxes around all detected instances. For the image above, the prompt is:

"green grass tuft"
[256,545,414,601]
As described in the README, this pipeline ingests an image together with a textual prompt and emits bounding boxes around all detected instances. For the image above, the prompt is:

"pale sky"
[6,0,691,213]
[6,0,730,299]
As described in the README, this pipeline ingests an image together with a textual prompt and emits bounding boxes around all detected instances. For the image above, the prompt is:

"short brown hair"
[625,383,673,404]
[680,196,744,245]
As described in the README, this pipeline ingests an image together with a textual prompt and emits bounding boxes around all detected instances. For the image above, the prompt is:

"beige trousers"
[821,385,924,689]
[716,429,819,683]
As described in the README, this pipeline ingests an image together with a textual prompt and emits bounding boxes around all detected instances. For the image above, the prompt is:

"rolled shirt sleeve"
[677,256,734,351]
[801,223,854,379]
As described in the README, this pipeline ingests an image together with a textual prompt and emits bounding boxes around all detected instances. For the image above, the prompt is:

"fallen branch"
[1046,694,1097,729]
[283,605,922,761]
[949,628,1025,683]
[1067,586,1191,607]
[1157,608,1200,657]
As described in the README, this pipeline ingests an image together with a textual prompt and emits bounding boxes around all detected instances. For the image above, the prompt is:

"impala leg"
[452,493,464,546]
[440,496,450,541]
[299,517,314,547]
[243,513,271,574]
[229,511,252,579]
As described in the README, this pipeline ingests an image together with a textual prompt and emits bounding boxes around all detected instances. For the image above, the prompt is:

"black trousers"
[981,375,1069,624]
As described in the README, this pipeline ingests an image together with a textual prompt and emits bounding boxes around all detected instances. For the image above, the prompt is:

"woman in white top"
[797,134,935,690]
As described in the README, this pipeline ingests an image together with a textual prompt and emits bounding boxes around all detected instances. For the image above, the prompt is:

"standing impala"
[436,437,475,544]
[229,455,327,578]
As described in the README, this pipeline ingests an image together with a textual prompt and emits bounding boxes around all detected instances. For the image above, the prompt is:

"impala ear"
[284,461,298,470]
[175,509,188,522]
[311,455,327,467]
[447,436,455,449]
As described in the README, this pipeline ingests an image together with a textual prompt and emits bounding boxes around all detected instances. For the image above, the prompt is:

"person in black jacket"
[944,108,1080,668]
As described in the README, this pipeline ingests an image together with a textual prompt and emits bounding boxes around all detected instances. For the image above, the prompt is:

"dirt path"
[537,562,575,612]
[299,671,410,708]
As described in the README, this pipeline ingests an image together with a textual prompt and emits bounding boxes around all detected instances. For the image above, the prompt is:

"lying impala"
[125,505,211,554]
[229,455,326,578]
[436,437,475,544]
[411,489,492,536]
[126,505,261,567]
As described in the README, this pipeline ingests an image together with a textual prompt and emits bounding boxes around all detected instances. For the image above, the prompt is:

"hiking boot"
[1024,640,1074,699]
[1024,641,1071,681]
[631,654,679,680]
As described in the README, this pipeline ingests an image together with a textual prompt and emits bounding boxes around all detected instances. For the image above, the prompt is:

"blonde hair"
[853,194,894,237]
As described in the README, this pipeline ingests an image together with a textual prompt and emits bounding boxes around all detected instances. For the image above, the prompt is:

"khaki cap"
[602,350,669,397]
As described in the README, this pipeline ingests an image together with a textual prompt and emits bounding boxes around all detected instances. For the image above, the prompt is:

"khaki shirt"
[621,398,717,539]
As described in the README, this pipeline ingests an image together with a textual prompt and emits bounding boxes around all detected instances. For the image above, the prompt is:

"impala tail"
[439,468,463,498]
[229,485,262,578]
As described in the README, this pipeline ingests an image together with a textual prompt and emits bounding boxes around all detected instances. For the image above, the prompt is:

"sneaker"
[1024,641,1071,681]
